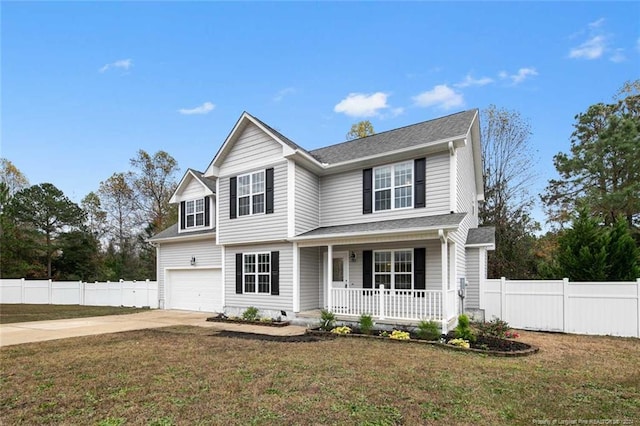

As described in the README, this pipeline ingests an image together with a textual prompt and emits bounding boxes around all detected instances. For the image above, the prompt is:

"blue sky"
[2,2,639,226]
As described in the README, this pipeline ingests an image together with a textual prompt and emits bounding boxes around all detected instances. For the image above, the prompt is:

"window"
[374,250,413,290]
[185,198,205,228]
[238,171,265,216]
[373,161,413,211]
[243,252,270,294]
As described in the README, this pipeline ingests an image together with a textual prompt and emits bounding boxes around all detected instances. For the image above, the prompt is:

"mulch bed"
[213,330,327,343]
[206,314,290,327]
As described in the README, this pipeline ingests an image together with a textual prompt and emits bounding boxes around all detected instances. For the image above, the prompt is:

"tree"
[8,183,84,278]
[53,230,103,281]
[81,191,108,240]
[346,120,375,140]
[0,158,29,198]
[479,105,540,278]
[606,217,640,280]
[543,81,640,231]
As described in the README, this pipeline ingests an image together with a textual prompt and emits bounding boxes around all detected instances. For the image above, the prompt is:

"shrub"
[454,314,476,343]
[474,317,510,339]
[416,320,441,341]
[448,338,470,349]
[319,309,336,331]
[241,306,260,322]
[389,330,410,340]
[358,314,374,335]
[331,326,352,335]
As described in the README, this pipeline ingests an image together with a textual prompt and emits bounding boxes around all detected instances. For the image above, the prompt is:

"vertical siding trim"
[450,148,457,212]
[287,160,295,237]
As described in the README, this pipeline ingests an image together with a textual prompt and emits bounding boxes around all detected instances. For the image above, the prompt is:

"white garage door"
[167,269,222,312]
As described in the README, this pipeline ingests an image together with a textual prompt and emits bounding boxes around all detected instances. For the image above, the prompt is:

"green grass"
[1,327,638,425]
[0,304,150,324]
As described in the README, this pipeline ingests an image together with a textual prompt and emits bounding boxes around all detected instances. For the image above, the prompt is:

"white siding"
[157,238,221,303]
[174,177,211,202]
[218,161,288,244]
[455,133,478,228]
[465,247,480,309]
[295,164,320,235]
[218,123,285,177]
[299,247,320,311]
[224,242,293,312]
[319,152,450,227]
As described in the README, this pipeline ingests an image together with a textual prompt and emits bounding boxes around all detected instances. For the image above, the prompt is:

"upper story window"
[185,198,205,228]
[238,171,265,216]
[374,161,413,211]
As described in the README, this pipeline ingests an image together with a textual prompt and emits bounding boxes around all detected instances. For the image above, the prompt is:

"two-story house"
[149,109,494,331]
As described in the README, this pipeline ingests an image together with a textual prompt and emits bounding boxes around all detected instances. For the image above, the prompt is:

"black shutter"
[270,251,279,295]
[235,253,243,294]
[230,177,237,219]
[204,196,210,227]
[363,250,373,289]
[363,168,372,214]
[414,248,426,291]
[180,201,186,229]
[265,168,274,214]
[414,158,426,208]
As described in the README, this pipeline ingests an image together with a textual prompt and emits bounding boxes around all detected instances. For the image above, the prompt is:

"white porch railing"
[330,286,442,321]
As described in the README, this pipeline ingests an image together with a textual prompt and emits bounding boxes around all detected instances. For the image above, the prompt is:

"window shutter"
[363,250,373,288]
[363,168,372,214]
[235,253,243,294]
[414,158,426,208]
[180,201,186,229]
[414,248,426,291]
[230,177,237,219]
[204,196,210,227]
[265,168,274,214]
[270,251,279,295]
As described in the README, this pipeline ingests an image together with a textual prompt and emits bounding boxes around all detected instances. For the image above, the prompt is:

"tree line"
[0,151,180,281]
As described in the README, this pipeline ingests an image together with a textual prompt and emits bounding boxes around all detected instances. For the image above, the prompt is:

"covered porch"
[292,214,466,330]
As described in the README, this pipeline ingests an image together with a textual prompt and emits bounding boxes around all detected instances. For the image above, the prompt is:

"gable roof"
[465,226,495,249]
[309,109,478,164]
[169,169,216,204]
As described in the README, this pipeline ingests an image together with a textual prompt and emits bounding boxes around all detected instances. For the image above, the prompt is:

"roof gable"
[169,169,216,204]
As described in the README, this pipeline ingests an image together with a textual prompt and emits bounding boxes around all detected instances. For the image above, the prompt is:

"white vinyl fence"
[481,278,640,338]
[0,279,158,309]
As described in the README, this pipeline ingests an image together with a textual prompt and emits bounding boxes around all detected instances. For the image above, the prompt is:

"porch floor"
[294,309,434,328]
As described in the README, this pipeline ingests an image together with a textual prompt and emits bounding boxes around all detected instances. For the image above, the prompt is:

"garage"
[166,268,222,312]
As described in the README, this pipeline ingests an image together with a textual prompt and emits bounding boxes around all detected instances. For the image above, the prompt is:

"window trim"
[237,170,266,217]
[373,249,414,290]
[242,252,271,294]
[184,198,206,229]
[373,160,413,212]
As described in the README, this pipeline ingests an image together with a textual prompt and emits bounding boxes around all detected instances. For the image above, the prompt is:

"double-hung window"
[243,253,271,294]
[374,161,413,211]
[185,198,205,228]
[238,171,265,216]
[374,250,413,290]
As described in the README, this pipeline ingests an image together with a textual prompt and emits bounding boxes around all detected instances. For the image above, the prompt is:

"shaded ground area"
[0,304,150,324]
[1,326,638,425]
[215,330,327,342]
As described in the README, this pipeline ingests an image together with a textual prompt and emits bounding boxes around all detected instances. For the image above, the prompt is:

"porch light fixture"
[190,256,196,266]
[350,251,357,262]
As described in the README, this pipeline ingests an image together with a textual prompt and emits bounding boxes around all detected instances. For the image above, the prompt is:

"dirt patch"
[213,330,328,343]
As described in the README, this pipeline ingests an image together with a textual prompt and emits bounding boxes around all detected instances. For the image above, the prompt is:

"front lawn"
[1,327,638,425]
[0,304,150,324]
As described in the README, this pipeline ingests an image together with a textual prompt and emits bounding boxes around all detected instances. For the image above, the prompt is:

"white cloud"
[334,92,390,117]
[588,18,605,29]
[273,87,296,102]
[569,35,606,59]
[99,59,133,73]
[412,85,464,110]
[178,102,215,115]
[455,74,494,88]
[499,68,538,85]
[610,48,626,63]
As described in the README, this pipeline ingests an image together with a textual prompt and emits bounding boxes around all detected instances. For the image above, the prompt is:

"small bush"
[319,309,336,331]
[416,320,441,341]
[474,317,510,338]
[358,314,374,335]
[331,326,352,335]
[454,314,476,343]
[242,306,260,322]
[448,338,470,349]
[389,330,410,340]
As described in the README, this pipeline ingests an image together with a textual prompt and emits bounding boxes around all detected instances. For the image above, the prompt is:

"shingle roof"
[248,114,312,155]
[466,227,495,246]
[295,213,466,238]
[309,109,477,164]
[148,223,216,242]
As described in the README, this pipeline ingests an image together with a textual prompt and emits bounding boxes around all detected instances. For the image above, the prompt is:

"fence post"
[146,279,150,308]
[120,279,124,306]
[563,278,570,333]
[21,278,25,304]
[500,277,506,320]
[48,279,52,304]
[379,284,385,320]
[636,278,640,339]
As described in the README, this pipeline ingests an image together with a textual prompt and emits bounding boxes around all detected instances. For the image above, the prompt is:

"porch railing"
[330,286,442,321]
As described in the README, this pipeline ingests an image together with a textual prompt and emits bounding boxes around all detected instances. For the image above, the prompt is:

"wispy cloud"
[273,87,296,102]
[412,85,464,110]
[454,74,494,88]
[178,102,215,115]
[99,59,133,73]
[569,35,606,59]
[610,48,626,63]
[334,92,390,117]
[499,68,538,85]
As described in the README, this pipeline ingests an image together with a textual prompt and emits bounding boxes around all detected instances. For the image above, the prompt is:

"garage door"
[167,269,222,312]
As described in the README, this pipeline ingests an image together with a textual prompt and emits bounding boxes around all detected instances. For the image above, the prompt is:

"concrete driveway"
[0,309,307,347]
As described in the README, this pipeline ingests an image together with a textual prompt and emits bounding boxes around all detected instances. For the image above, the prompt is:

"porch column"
[292,242,299,313]
[327,244,333,312]
[440,232,448,333]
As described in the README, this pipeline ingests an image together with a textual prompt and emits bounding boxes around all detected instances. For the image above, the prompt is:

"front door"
[331,251,349,288]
